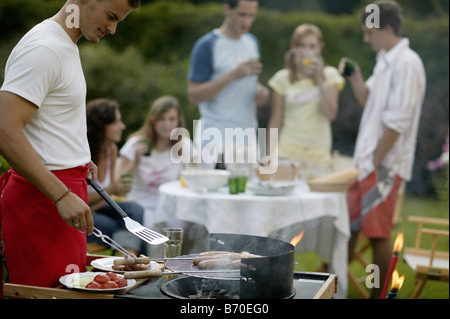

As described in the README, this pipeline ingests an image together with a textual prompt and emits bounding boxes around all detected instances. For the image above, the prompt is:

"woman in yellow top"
[268,24,345,177]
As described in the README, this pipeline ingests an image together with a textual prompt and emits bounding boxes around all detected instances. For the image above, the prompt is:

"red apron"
[1,166,88,288]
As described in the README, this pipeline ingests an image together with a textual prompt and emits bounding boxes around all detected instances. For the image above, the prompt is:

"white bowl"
[181,169,231,191]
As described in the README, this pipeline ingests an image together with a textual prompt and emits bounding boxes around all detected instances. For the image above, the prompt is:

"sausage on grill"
[198,259,233,270]
[193,253,240,265]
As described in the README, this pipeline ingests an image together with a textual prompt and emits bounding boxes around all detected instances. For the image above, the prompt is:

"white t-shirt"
[354,38,426,181]
[119,136,190,225]
[1,20,90,170]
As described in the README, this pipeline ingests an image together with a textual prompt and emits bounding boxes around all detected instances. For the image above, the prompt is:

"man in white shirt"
[0,0,140,288]
[340,1,426,299]
[187,0,270,166]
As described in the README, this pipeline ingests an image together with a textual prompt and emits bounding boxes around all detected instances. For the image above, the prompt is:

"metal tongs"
[92,227,136,260]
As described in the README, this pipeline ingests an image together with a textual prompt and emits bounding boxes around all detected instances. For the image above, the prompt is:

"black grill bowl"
[161,233,296,299]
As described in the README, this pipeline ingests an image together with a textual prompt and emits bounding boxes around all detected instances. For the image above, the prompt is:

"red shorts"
[347,169,402,239]
[1,166,88,287]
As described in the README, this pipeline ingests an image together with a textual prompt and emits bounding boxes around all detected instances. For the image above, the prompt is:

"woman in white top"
[119,96,191,229]
[120,97,208,256]
[86,99,144,255]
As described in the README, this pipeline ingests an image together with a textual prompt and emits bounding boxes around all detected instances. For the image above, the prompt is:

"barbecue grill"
[2,234,338,299]
[162,233,296,299]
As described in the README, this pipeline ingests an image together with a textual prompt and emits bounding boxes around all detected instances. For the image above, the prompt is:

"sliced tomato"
[114,277,128,288]
[102,281,119,289]
[93,274,109,285]
[106,271,118,281]
[85,281,102,289]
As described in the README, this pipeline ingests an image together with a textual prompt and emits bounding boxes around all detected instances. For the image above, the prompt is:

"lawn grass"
[294,194,449,299]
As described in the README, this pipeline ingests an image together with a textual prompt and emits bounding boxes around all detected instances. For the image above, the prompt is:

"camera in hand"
[343,59,357,77]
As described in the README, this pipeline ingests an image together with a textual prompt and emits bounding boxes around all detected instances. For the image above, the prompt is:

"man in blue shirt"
[187,0,270,166]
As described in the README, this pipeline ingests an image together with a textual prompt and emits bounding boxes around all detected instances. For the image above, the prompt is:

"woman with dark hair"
[86,98,144,255]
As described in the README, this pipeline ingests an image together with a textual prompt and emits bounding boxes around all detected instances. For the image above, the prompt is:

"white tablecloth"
[155,180,350,298]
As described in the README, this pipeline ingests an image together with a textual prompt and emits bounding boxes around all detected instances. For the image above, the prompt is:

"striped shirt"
[354,38,426,181]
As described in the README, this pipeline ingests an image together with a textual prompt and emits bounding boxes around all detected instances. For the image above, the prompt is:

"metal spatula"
[87,178,168,245]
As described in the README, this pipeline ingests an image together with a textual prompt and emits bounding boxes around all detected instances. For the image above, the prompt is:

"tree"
[322,0,362,14]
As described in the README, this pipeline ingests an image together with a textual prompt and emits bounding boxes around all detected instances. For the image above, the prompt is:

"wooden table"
[2,254,145,299]
[3,274,337,299]
[3,255,338,299]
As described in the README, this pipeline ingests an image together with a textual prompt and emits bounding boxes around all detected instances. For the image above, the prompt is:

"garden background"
[1,0,449,196]
[0,0,449,299]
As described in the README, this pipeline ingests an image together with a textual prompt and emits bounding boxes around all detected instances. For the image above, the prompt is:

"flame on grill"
[290,231,304,247]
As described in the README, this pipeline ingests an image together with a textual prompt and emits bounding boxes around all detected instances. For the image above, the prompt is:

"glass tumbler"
[162,228,184,258]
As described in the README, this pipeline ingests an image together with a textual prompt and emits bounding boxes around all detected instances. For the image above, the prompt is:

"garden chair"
[403,215,449,299]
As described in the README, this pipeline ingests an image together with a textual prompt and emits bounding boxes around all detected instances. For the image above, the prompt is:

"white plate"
[247,181,296,196]
[91,256,162,273]
[59,272,136,292]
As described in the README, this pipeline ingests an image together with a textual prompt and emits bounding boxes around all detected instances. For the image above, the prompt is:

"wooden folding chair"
[347,234,372,298]
[403,216,449,299]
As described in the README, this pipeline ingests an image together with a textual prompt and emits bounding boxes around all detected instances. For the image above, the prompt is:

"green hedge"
[1,1,448,195]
